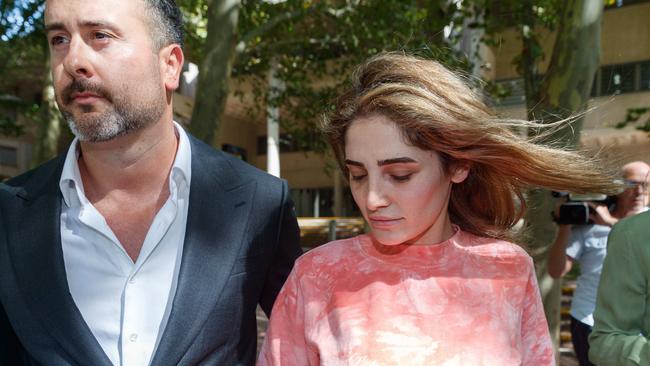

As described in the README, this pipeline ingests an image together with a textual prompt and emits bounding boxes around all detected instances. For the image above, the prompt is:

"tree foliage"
[0,0,47,137]
[187,0,472,147]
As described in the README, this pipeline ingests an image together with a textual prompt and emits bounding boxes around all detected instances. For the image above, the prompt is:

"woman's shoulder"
[293,235,366,272]
[456,230,532,263]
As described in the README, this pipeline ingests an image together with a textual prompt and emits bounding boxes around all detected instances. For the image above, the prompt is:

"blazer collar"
[150,136,255,366]
[5,155,113,366]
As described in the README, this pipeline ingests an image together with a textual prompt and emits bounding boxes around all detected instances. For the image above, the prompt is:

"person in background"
[547,161,650,366]
[257,52,619,365]
[588,167,650,366]
[0,1,301,365]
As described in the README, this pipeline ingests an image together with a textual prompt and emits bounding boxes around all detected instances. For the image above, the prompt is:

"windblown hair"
[143,0,184,50]
[322,52,619,240]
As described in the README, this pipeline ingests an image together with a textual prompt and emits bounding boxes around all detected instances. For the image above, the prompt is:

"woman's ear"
[450,163,470,184]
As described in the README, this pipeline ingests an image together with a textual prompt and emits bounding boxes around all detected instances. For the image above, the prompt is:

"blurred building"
[1,1,649,218]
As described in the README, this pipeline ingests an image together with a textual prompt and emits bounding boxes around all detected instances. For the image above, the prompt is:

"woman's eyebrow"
[344,159,364,167]
[345,157,417,167]
[377,157,417,166]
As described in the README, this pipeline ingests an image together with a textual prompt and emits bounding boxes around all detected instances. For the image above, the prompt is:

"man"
[0,0,302,365]
[547,161,650,366]
[588,211,650,365]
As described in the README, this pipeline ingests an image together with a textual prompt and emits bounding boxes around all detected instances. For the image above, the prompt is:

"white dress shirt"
[59,122,192,366]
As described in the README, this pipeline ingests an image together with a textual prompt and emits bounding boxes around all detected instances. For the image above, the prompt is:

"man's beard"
[57,78,166,143]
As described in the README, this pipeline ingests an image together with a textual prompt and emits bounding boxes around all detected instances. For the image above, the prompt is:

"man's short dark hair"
[143,0,184,49]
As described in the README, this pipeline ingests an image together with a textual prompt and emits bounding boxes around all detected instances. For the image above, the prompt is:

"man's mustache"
[62,79,111,104]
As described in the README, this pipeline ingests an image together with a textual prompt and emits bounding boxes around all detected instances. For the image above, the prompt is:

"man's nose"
[62,37,94,79]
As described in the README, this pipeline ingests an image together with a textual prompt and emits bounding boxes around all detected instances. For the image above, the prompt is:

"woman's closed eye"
[391,174,412,182]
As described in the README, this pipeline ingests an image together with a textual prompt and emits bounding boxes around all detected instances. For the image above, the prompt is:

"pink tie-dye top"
[258,229,555,366]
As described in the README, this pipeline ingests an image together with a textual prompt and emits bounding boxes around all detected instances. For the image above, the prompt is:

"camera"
[552,192,617,225]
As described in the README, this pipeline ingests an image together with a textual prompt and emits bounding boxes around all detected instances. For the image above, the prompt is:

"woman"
[258,53,617,365]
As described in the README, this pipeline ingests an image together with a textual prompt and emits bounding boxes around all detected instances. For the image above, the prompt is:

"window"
[0,146,17,167]
[639,62,650,91]
[600,63,636,95]
[290,188,360,217]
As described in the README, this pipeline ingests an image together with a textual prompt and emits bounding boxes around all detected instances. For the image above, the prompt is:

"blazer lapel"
[150,138,255,366]
[5,157,112,366]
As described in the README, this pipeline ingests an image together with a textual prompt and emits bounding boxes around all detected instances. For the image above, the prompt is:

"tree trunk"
[31,71,69,167]
[521,0,603,356]
[188,0,241,145]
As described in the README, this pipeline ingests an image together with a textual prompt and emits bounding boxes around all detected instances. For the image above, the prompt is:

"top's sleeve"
[589,219,650,366]
[565,227,584,260]
[257,265,319,365]
[520,257,556,366]
[259,180,303,316]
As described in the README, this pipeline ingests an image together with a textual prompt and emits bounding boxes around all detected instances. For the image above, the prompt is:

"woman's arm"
[521,257,556,365]
[257,266,318,365]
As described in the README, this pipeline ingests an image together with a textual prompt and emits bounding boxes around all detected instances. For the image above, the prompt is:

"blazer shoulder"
[189,134,287,190]
[1,156,65,200]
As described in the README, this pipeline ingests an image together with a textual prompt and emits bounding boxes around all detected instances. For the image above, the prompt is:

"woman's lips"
[368,217,403,228]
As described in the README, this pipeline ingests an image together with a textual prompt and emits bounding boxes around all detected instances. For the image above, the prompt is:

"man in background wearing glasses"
[548,161,649,366]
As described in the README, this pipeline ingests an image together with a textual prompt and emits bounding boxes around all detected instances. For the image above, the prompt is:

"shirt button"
[128,277,136,284]
[129,333,138,342]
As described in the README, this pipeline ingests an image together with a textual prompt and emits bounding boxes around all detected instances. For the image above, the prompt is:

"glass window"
[0,146,17,167]
[639,62,650,91]
[601,63,636,95]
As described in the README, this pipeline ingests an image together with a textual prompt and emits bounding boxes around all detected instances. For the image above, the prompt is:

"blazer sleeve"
[589,218,650,366]
[259,180,302,316]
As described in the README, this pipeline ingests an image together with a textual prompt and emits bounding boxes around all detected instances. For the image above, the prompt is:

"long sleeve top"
[258,229,554,365]
[589,211,650,366]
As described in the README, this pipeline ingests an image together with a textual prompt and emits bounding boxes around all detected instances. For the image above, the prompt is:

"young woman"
[258,53,617,365]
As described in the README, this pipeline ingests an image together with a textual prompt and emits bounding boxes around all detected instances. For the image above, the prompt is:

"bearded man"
[0,1,301,365]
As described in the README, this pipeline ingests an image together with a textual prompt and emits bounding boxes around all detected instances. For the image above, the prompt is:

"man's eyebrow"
[377,157,417,166]
[45,20,119,33]
[45,22,65,33]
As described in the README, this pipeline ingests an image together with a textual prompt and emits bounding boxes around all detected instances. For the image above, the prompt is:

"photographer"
[547,161,650,366]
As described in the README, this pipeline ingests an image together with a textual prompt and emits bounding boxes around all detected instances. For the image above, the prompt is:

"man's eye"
[94,32,109,40]
[50,36,69,46]
[350,174,367,181]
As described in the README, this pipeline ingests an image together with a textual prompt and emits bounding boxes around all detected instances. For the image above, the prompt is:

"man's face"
[45,0,166,142]
[618,164,650,216]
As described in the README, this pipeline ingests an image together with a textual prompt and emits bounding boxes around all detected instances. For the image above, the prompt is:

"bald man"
[547,161,650,366]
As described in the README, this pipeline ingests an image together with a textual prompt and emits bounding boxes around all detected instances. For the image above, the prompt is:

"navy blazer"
[0,135,302,365]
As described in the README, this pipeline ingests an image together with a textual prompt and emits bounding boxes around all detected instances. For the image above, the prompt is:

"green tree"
[187,0,467,147]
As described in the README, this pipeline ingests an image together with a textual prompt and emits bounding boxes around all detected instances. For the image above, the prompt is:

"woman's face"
[344,114,468,246]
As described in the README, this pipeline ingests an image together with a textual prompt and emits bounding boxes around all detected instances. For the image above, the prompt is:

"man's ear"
[450,163,470,184]
[160,44,184,92]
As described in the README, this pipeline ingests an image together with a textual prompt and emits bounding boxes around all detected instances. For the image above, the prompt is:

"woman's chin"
[370,232,407,246]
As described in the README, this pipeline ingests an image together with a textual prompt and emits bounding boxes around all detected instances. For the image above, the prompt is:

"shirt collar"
[59,121,192,208]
